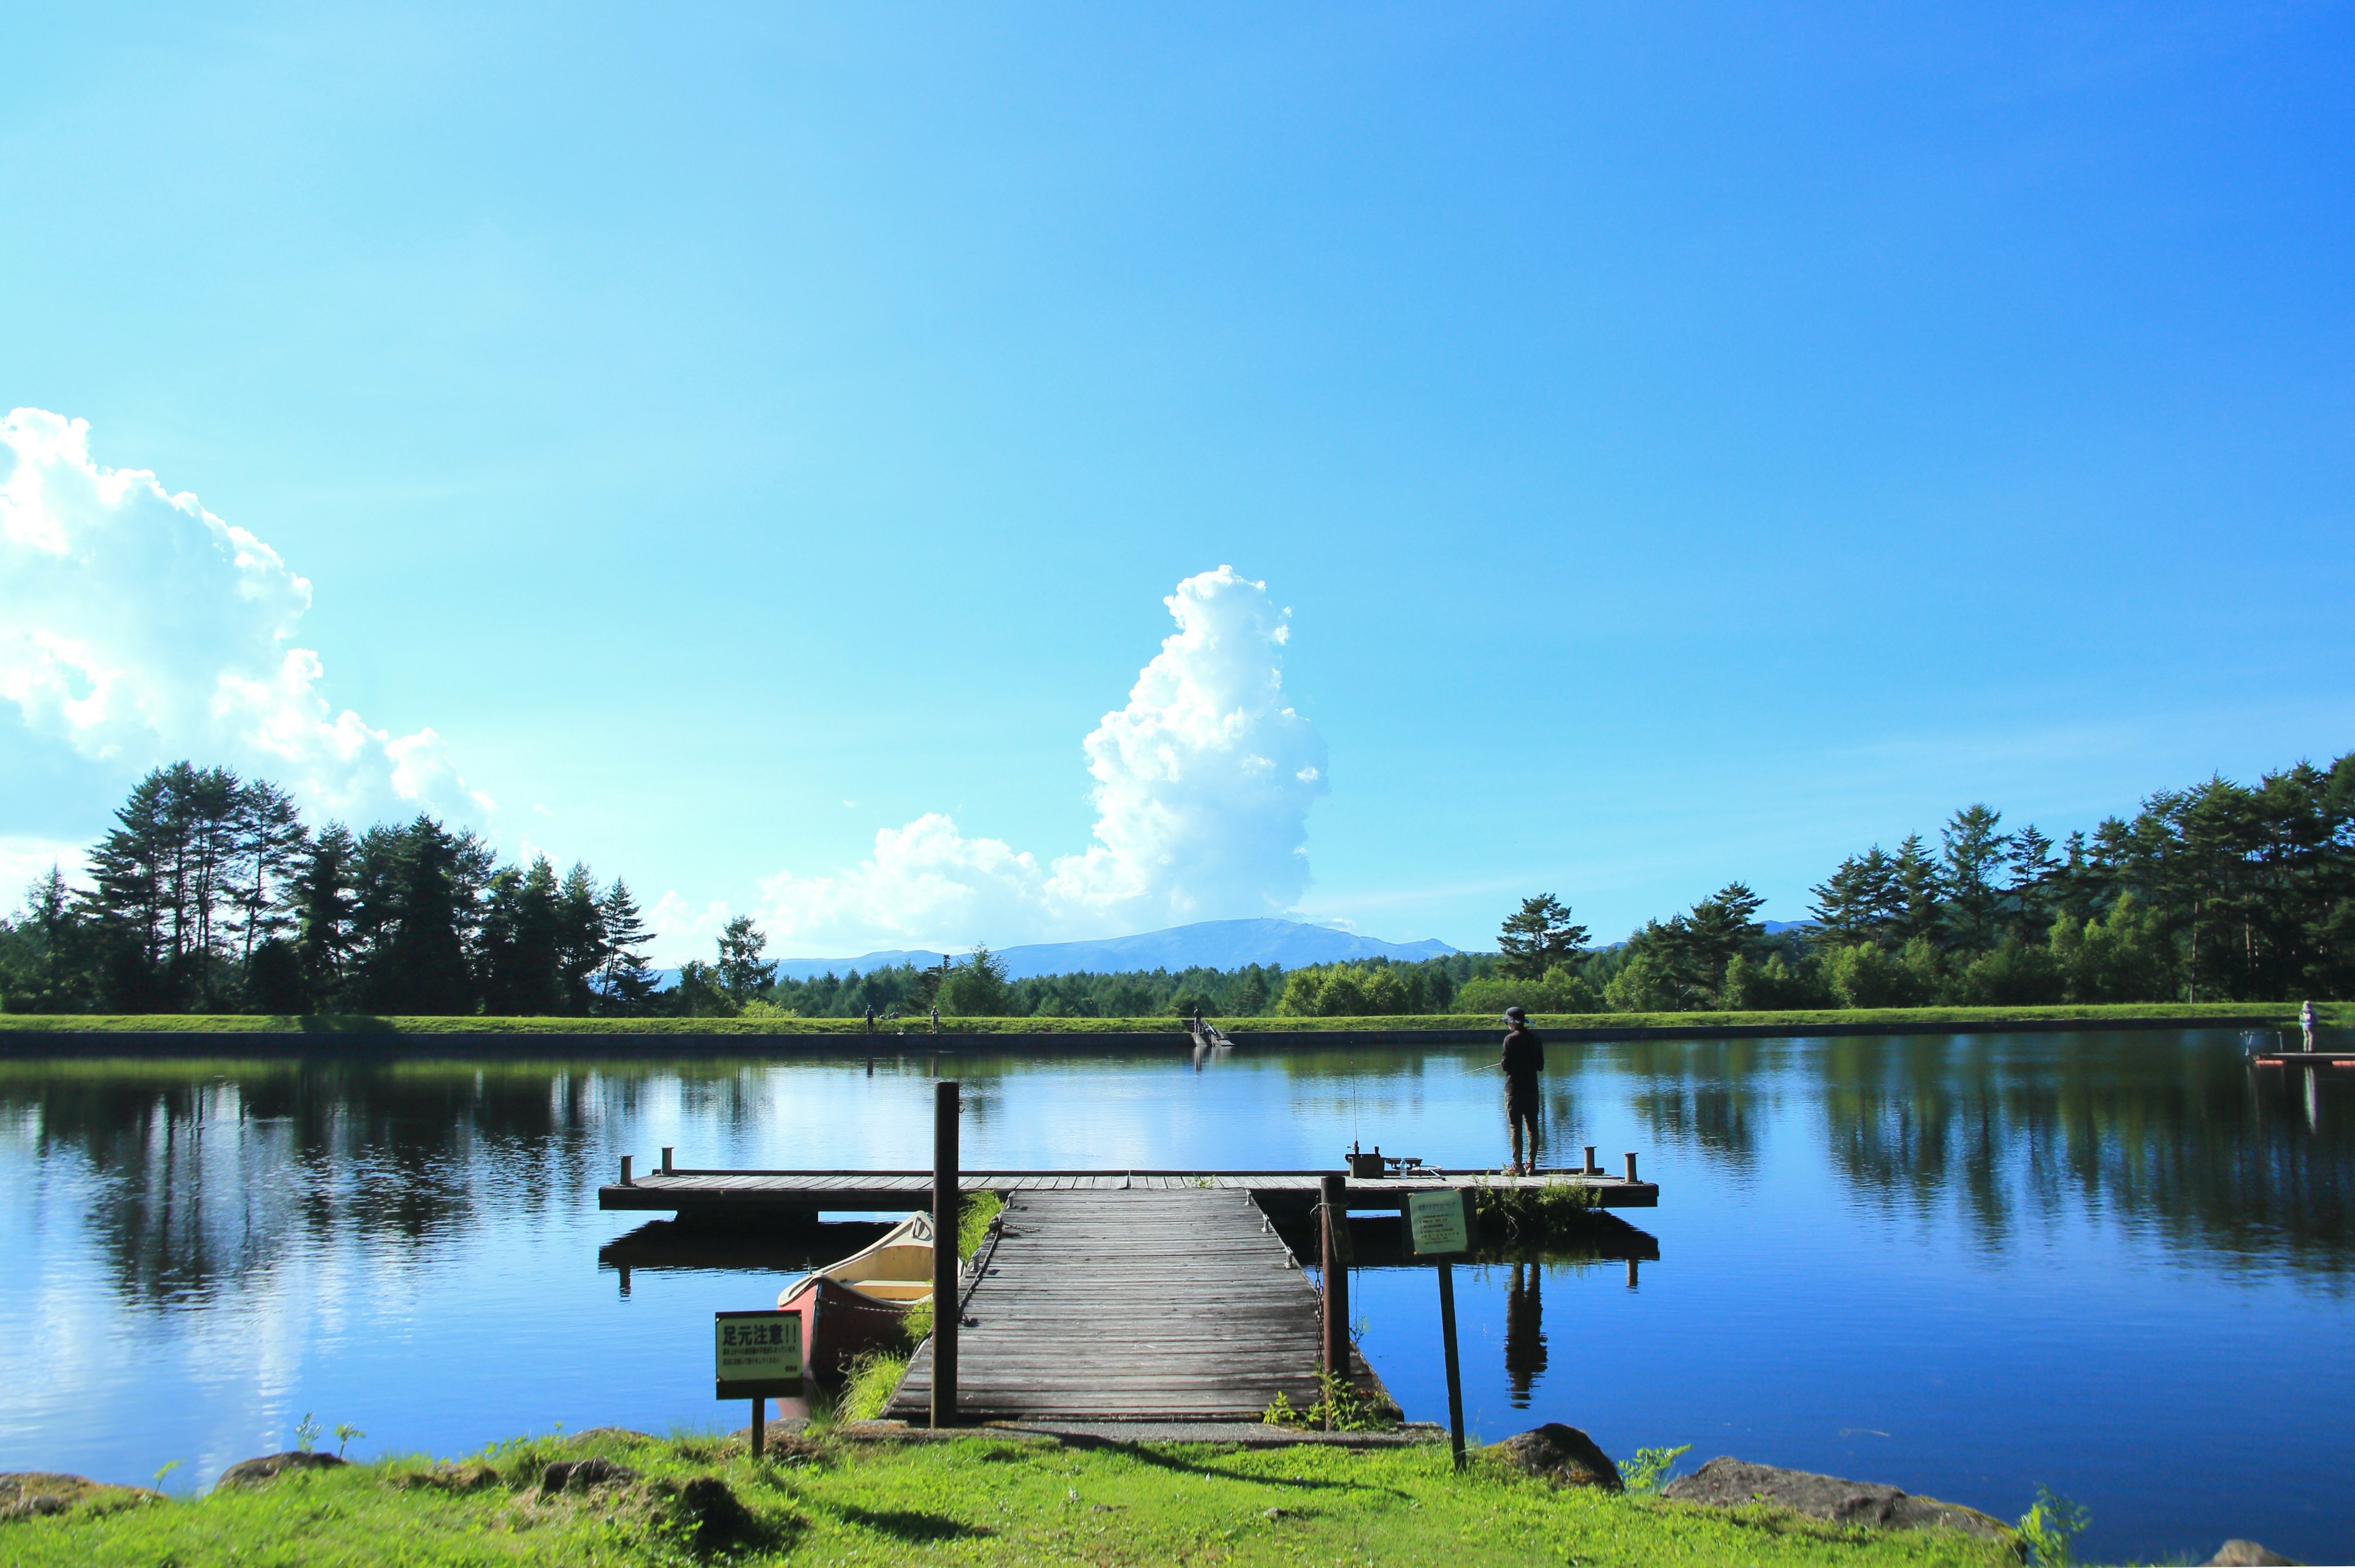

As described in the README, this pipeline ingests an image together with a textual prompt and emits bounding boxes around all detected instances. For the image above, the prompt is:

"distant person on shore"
[1501,1004,1544,1174]
[930,1004,941,1034]
[2302,1000,2318,1052]
[863,1003,876,1034]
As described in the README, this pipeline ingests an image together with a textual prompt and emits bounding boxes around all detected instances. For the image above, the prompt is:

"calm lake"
[1,1029,2348,1563]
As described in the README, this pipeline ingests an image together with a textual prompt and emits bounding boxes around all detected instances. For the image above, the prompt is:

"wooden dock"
[883,1186,1360,1421]
[597,1165,1659,1223]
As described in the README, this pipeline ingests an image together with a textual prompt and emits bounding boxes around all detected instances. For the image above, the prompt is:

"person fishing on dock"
[1501,1004,1544,1174]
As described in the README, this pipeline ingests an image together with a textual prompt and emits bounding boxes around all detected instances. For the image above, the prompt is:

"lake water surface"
[1,1029,2348,1564]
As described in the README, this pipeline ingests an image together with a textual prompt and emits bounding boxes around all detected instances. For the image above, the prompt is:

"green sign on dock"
[1407,1189,1471,1256]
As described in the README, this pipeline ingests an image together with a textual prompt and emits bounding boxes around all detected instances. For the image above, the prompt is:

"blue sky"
[3,4,2350,961]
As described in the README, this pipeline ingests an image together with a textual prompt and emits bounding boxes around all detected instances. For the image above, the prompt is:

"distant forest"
[3,748,2349,1017]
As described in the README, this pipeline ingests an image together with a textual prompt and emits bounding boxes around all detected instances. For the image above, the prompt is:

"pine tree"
[715,915,776,1000]
[592,881,660,1014]
[1498,895,1590,980]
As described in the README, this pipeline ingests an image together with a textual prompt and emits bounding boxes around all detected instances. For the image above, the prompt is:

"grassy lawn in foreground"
[0,1000,2319,1036]
[4,1429,2022,1568]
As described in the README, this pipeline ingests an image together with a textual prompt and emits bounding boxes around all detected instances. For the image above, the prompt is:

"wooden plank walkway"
[599,1166,1658,1218]
[883,1187,1330,1421]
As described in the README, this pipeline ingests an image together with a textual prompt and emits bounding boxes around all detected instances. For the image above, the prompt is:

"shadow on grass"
[1042,1434,1414,1500]
[822,1501,992,1542]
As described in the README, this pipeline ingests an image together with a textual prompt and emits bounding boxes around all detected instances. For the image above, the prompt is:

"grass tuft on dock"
[2,1428,2021,1566]
[1471,1175,1606,1238]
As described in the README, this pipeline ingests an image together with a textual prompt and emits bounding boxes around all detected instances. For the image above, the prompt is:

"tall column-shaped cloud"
[756,565,1329,949]
[0,408,487,823]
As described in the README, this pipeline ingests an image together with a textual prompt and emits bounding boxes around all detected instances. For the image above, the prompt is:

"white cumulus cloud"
[751,565,1329,953]
[0,408,488,825]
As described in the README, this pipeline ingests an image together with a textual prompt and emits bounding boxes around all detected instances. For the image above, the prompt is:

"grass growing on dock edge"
[1471,1175,1605,1239]
[1,1428,2024,1567]
[838,1191,1006,1423]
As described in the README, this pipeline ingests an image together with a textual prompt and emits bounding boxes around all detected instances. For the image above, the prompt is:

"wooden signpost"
[714,1309,803,1458]
[932,1079,960,1429]
[1407,1187,1475,1469]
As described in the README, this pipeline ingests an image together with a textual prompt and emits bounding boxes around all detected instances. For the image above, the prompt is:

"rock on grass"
[212,1452,347,1491]
[1662,1458,2008,1539]
[2,1472,161,1521]
[538,1456,638,1495]
[1492,1425,1623,1491]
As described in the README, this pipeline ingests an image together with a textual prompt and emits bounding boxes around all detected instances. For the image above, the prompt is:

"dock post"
[1624,1152,1639,1184]
[1317,1174,1350,1386]
[619,1155,632,1187]
[1436,1261,1466,1470]
[661,1147,673,1176]
[1583,1145,1598,1175]
[932,1079,960,1428]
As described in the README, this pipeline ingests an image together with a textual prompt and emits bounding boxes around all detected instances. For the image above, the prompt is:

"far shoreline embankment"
[0,1002,2318,1058]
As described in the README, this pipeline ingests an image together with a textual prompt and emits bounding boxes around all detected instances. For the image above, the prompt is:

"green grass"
[1470,1175,1606,1239]
[0,999,2319,1038]
[2,1428,2022,1566]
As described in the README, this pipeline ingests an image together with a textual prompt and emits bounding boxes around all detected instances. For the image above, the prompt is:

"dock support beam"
[1318,1173,1349,1386]
[932,1080,960,1428]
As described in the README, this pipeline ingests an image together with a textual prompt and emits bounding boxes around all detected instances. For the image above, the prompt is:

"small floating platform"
[598,1166,1659,1221]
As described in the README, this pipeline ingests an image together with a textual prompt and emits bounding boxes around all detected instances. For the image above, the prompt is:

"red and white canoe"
[775,1212,936,1374]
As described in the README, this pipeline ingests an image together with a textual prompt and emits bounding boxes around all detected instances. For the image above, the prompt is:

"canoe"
[775,1212,937,1374]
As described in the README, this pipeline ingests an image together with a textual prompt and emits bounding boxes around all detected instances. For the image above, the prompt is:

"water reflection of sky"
[0,1031,2349,1564]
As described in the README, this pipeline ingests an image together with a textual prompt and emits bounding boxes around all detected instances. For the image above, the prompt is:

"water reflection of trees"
[1596,1033,2354,1274]
[0,1058,755,1309]
[1602,1039,1784,1169]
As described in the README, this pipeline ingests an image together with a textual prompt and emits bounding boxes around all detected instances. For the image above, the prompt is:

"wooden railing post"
[932,1080,960,1428]
[1318,1173,1349,1385]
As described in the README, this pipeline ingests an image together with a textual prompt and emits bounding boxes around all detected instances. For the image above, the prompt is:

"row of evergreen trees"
[6,748,2348,1017]
[0,763,660,1015]
[1473,749,2355,1012]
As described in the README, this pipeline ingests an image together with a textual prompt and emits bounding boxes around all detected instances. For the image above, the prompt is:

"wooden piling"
[619,1154,632,1186]
[661,1147,673,1175]
[1436,1260,1466,1469]
[931,1080,960,1428]
[1624,1152,1639,1184]
[1317,1173,1350,1385]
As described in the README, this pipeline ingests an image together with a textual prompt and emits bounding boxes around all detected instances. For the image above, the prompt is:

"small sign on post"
[715,1309,803,1457]
[1407,1189,1472,1257]
[1406,1188,1473,1470]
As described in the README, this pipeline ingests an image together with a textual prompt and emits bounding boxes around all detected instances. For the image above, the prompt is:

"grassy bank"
[0,999,2320,1038]
[4,1428,2022,1566]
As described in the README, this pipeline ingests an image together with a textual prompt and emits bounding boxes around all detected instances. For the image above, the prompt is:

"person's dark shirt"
[1501,1025,1544,1086]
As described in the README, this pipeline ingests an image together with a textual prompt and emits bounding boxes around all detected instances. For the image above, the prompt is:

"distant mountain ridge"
[760,918,1460,981]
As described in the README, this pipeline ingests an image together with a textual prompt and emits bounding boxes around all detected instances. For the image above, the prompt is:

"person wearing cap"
[1501,1004,1544,1174]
